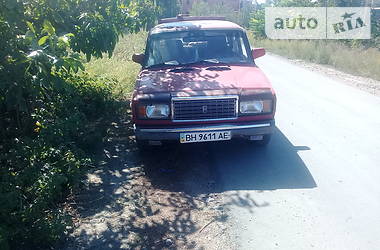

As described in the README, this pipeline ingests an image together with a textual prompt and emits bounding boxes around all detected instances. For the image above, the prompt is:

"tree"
[0,0,157,133]
[0,0,156,248]
[157,0,180,18]
[249,9,266,38]
[189,0,255,27]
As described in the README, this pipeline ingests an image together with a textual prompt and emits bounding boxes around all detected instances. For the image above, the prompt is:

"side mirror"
[252,48,266,59]
[132,53,145,65]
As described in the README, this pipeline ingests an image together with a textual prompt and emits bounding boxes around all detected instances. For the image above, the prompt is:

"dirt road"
[218,54,380,249]
[64,54,380,249]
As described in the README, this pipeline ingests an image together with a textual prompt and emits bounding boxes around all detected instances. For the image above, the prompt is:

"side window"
[147,38,184,65]
[225,32,248,60]
[239,36,248,58]
[230,33,248,59]
[147,40,157,66]
[147,40,165,66]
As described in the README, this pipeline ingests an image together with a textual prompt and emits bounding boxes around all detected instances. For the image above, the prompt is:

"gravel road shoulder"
[62,120,235,249]
[267,53,380,97]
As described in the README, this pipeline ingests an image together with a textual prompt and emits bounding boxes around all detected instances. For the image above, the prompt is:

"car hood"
[135,65,273,95]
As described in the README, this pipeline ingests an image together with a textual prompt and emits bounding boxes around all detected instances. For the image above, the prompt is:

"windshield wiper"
[199,59,220,64]
[147,59,230,69]
[169,67,196,73]
[146,61,179,68]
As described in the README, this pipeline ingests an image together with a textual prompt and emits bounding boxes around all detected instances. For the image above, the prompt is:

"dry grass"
[85,32,147,98]
[248,33,380,81]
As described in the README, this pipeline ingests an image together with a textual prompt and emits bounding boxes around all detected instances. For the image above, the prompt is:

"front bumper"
[134,120,275,141]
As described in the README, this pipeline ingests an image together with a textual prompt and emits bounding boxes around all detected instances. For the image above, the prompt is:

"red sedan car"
[131,16,276,147]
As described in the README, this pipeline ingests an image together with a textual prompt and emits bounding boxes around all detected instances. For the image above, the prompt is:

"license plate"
[180,131,231,144]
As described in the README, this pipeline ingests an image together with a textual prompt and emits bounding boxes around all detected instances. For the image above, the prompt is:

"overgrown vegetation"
[0,73,117,248]
[85,32,147,97]
[0,0,172,248]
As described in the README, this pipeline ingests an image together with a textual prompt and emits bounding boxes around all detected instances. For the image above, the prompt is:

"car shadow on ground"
[64,122,316,249]
[143,126,316,194]
[208,127,317,191]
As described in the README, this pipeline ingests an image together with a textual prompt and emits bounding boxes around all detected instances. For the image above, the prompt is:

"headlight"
[138,104,170,119]
[240,100,272,114]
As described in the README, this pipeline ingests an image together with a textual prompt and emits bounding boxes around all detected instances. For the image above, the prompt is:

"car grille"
[172,96,238,121]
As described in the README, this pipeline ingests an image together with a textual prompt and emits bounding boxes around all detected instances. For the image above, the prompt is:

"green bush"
[0,73,117,249]
[249,9,266,39]
[0,1,151,247]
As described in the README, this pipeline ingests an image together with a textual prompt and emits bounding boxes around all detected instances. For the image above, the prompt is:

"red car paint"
[131,18,276,128]
[132,65,276,125]
[134,65,273,93]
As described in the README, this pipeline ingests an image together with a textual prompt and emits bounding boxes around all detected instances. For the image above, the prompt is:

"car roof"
[150,20,244,35]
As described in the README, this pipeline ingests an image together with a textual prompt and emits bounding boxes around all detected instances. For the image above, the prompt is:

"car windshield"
[145,30,251,68]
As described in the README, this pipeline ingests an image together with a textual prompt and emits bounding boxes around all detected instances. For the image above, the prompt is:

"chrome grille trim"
[171,95,239,122]
[136,123,271,133]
